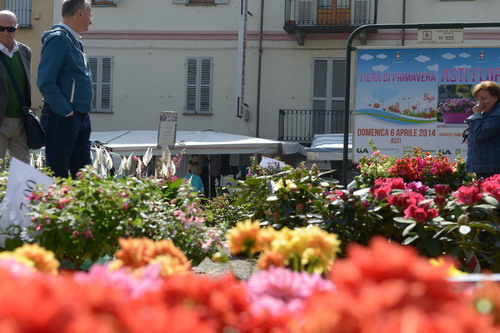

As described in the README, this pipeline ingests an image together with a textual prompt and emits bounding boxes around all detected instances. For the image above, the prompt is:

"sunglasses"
[0,26,16,33]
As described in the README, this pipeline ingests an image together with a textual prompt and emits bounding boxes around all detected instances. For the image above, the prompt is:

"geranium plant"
[4,167,220,268]
[438,97,476,113]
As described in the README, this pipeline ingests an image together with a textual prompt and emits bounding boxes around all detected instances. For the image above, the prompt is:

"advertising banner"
[354,46,500,162]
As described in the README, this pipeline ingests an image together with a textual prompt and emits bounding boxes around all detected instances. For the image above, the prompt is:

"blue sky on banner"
[355,47,500,111]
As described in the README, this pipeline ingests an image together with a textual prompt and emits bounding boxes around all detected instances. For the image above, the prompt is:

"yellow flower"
[150,255,191,277]
[258,227,278,252]
[257,251,285,270]
[263,226,341,274]
[13,243,59,275]
[273,179,285,191]
[0,252,36,270]
[273,179,297,191]
[429,257,465,277]
[227,219,263,256]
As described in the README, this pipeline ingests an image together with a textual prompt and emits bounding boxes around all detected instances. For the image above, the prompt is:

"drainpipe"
[401,0,406,45]
[255,0,264,138]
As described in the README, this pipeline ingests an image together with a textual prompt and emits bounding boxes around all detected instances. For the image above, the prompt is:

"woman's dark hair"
[62,0,87,17]
[471,81,500,99]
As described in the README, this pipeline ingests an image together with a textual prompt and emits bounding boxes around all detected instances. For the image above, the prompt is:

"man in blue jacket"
[38,0,93,178]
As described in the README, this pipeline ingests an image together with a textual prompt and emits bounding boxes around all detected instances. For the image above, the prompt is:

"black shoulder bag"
[0,54,45,149]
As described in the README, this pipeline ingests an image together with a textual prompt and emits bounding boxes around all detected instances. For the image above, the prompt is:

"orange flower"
[12,243,59,275]
[112,238,191,276]
[157,274,250,331]
[227,220,263,256]
[257,251,285,270]
[301,237,496,333]
[474,281,500,328]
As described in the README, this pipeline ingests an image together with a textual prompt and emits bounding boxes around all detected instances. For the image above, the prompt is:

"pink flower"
[434,184,451,196]
[454,185,482,205]
[82,229,94,239]
[374,185,391,200]
[404,203,438,223]
[245,267,334,316]
[388,192,424,212]
[407,181,429,195]
[330,190,348,202]
[74,263,163,299]
[433,195,447,208]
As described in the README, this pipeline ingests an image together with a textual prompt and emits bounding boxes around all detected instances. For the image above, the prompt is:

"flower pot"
[442,112,471,124]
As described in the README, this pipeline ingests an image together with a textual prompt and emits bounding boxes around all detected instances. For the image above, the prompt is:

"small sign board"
[418,29,464,44]
[157,111,177,148]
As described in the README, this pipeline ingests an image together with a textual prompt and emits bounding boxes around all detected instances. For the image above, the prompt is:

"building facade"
[8,0,500,144]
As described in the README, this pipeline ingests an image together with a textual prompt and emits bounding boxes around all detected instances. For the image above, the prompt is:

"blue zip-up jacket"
[465,102,500,174]
[37,24,93,116]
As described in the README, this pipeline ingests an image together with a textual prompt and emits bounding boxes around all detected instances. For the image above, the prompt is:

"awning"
[305,134,352,161]
[90,130,305,156]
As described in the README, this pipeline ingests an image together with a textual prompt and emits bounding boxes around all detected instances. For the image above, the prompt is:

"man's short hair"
[61,0,87,18]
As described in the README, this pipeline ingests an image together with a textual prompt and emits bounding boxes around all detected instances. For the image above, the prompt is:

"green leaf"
[481,195,499,206]
[402,235,419,245]
[394,217,415,224]
[402,223,417,236]
[3,237,24,251]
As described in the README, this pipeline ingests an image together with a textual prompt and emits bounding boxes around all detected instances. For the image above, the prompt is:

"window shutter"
[199,58,212,113]
[5,0,32,27]
[186,58,198,112]
[100,57,112,110]
[353,0,368,24]
[89,56,113,112]
[89,57,99,110]
[297,0,314,24]
[185,58,212,114]
[331,59,345,98]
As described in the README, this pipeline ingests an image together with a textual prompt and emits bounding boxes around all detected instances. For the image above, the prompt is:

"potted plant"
[438,98,476,124]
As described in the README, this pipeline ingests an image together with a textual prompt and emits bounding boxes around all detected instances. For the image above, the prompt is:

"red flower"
[454,185,482,205]
[388,192,424,211]
[300,237,495,333]
[434,184,451,196]
[404,203,438,223]
[434,195,447,208]
[374,185,392,200]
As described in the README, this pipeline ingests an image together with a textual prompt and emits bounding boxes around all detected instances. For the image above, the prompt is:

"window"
[319,0,332,9]
[89,56,113,113]
[312,58,346,134]
[5,0,31,28]
[185,57,213,114]
[91,0,119,6]
[336,0,349,9]
[173,0,229,4]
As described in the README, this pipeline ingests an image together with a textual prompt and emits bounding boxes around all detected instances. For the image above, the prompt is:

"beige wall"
[44,0,500,141]
[2,0,53,112]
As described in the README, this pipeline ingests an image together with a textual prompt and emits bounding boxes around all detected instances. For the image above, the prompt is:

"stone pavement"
[193,257,257,280]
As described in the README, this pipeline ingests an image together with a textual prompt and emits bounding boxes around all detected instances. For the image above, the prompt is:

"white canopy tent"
[90,130,304,156]
[305,134,352,161]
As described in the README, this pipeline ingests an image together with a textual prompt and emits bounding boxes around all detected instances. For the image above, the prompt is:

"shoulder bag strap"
[0,54,28,113]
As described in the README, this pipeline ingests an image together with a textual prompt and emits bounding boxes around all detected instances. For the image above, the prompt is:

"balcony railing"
[284,0,377,34]
[279,109,351,144]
